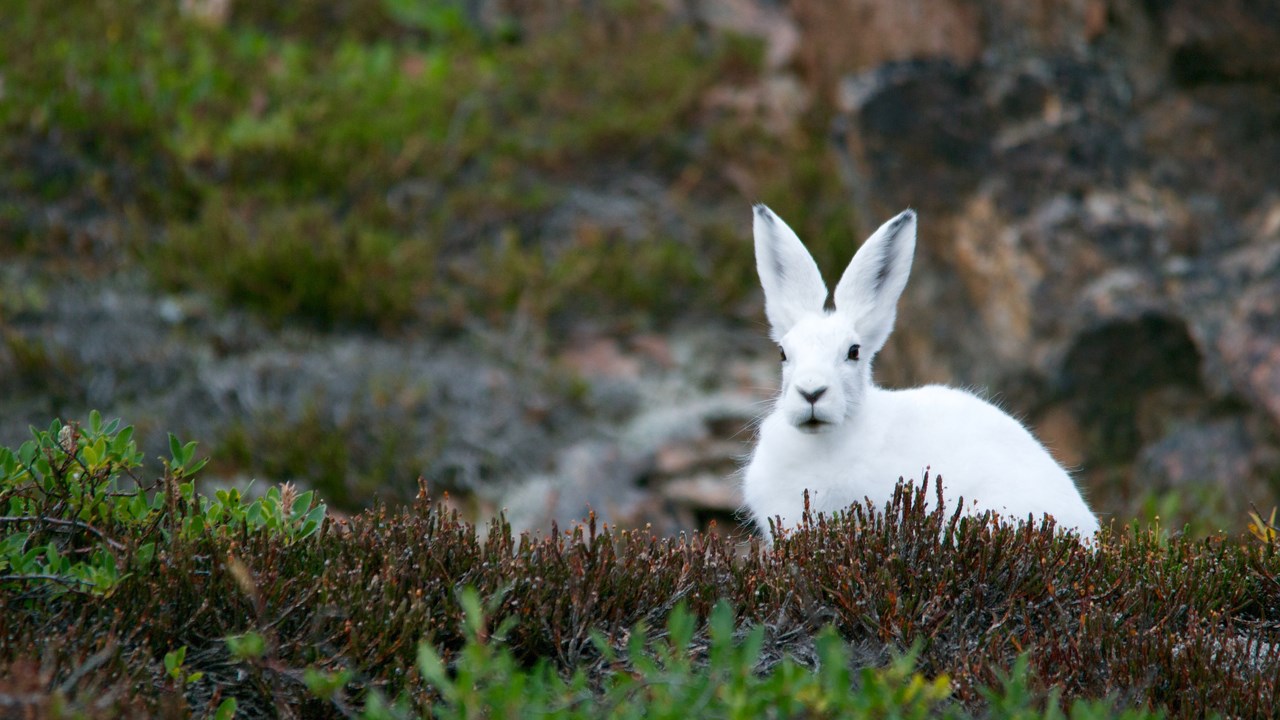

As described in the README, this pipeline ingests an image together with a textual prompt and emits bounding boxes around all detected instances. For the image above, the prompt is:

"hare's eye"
[847,344,860,361]
[779,347,787,362]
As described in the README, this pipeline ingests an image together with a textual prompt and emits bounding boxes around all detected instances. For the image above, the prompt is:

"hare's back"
[877,385,1096,532]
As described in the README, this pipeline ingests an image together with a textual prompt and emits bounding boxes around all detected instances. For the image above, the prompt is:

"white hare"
[742,204,1099,538]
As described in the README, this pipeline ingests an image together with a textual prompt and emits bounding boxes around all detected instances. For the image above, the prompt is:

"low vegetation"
[0,0,855,333]
[3,414,1278,717]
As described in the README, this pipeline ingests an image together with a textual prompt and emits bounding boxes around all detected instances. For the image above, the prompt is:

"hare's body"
[744,384,1099,534]
[743,204,1098,538]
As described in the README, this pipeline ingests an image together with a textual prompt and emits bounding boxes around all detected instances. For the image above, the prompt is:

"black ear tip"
[753,203,772,219]
[883,208,916,232]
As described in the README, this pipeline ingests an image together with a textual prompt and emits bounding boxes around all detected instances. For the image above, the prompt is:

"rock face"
[823,0,1280,515]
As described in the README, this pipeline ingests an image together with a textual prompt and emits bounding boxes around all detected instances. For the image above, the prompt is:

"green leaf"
[739,623,766,669]
[186,456,209,475]
[135,542,156,569]
[0,532,30,557]
[416,643,454,695]
[111,425,135,454]
[301,504,326,539]
[626,622,649,669]
[168,433,182,464]
[129,493,149,520]
[164,646,186,678]
[459,586,485,640]
[708,599,736,654]
[226,631,266,660]
[291,489,314,518]
[304,666,354,700]
[98,549,119,579]
[17,440,36,466]
[212,697,237,720]
[17,547,41,574]
[81,442,99,468]
[666,602,694,655]
[45,544,63,572]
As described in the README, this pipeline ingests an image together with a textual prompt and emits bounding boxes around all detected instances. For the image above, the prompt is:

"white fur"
[743,205,1099,538]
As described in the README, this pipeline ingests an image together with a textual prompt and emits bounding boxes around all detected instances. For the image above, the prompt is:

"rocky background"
[2,0,1278,538]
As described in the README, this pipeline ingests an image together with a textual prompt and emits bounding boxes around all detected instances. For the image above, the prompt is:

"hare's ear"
[753,204,827,341]
[833,209,916,355]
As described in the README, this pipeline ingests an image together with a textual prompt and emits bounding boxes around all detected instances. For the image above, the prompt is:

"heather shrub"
[1,414,1277,718]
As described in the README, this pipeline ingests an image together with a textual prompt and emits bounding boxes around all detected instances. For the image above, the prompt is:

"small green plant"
[212,698,238,720]
[226,631,268,661]
[359,592,1155,720]
[0,412,328,597]
[304,665,356,701]
[182,482,326,543]
[1247,506,1278,543]
[163,645,205,686]
[0,412,147,595]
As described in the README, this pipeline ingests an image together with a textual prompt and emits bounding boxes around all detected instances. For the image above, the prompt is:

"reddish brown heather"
[2,478,1279,718]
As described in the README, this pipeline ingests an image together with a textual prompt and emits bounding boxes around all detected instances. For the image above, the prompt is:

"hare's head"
[753,204,917,434]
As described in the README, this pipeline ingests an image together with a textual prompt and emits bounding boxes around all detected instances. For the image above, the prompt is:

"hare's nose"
[798,386,827,405]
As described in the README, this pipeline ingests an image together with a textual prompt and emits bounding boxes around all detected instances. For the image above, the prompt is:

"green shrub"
[0,411,326,599]
[378,592,1155,720]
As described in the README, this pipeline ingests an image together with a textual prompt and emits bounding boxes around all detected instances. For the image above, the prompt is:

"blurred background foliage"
[0,0,851,331]
[1,0,1278,538]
